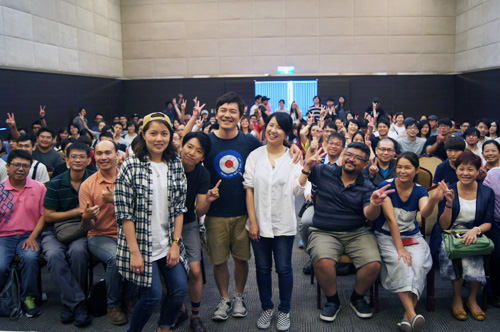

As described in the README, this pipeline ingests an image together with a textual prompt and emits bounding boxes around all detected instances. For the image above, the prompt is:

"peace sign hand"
[207,180,221,202]
[305,148,327,169]
[39,105,46,118]
[371,184,395,205]
[6,113,16,128]
[192,103,206,119]
[369,158,379,178]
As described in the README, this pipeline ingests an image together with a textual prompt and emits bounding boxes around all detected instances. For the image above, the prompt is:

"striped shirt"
[309,163,375,231]
[114,155,188,288]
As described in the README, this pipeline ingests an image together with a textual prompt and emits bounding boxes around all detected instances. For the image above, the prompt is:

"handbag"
[54,218,88,244]
[442,229,494,260]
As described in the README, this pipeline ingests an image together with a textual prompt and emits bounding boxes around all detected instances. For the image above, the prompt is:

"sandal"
[411,314,425,332]
[465,302,485,321]
[451,306,467,321]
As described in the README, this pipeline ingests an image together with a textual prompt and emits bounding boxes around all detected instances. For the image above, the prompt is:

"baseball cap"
[142,112,172,128]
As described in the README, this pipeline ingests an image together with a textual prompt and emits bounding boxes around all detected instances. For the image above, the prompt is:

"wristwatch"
[172,238,182,245]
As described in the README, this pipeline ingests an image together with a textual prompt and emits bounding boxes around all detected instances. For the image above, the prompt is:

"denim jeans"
[41,230,88,310]
[0,233,40,300]
[88,236,137,306]
[251,235,295,313]
[128,257,187,332]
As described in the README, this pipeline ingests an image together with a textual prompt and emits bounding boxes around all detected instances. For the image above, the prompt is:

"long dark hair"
[134,115,177,163]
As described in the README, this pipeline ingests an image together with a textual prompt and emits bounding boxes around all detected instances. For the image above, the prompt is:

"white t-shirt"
[150,161,171,261]
[454,197,476,225]
[29,160,50,184]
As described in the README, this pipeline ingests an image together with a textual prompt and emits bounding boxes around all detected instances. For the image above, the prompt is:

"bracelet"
[445,204,452,209]
[370,196,382,206]
[474,226,482,235]
[301,169,311,176]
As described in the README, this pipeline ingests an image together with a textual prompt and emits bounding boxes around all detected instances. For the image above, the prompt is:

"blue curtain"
[255,80,317,120]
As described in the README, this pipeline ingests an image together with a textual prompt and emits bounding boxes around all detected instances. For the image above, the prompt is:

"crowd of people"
[1,91,500,332]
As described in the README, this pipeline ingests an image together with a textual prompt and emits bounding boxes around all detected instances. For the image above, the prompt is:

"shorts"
[181,221,202,262]
[205,215,250,265]
[307,226,381,269]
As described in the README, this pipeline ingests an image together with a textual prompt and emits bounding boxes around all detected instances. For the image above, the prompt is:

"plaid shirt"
[114,155,188,287]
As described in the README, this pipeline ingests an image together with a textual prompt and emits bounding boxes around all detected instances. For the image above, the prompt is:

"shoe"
[232,293,247,317]
[212,297,232,321]
[256,310,273,329]
[451,306,467,321]
[124,299,137,315]
[276,311,290,331]
[23,296,41,318]
[74,301,91,327]
[302,258,312,275]
[61,305,74,324]
[465,302,485,321]
[490,296,500,308]
[411,314,425,332]
[397,319,411,332]
[298,240,304,249]
[350,298,373,319]
[319,302,340,322]
[172,306,189,328]
[190,316,207,332]
[107,306,127,325]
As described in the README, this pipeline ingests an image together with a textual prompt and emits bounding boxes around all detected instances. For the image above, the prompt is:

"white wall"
[0,0,122,77]
[455,0,500,72]
[120,0,456,78]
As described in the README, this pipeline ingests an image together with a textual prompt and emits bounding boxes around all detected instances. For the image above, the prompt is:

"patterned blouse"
[114,155,188,287]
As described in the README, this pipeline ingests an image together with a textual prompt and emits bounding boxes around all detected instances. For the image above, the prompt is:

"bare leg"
[188,261,203,304]
[398,292,416,321]
[213,261,230,298]
[233,257,248,294]
[466,281,483,312]
[314,258,337,296]
[354,262,380,296]
[452,279,465,312]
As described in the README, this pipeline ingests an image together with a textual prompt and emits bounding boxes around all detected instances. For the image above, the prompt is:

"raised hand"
[172,97,177,105]
[207,179,221,202]
[39,105,46,118]
[371,183,395,205]
[436,134,445,143]
[181,99,187,111]
[83,202,100,220]
[320,106,327,117]
[178,93,183,99]
[444,188,455,204]
[6,113,16,128]
[102,185,114,204]
[305,148,327,169]
[309,136,319,154]
[477,161,488,181]
[307,116,314,125]
[193,96,198,104]
[369,158,379,178]
[193,103,206,119]
[431,180,448,202]
[365,134,372,147]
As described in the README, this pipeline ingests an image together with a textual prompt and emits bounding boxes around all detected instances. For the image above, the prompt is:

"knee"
[233,258,248,268]
[314,258,336,273]
[360,261,381,275]
[189,263,201,280]
[170,278,188,298]
[275,263,292,276]
[20,249,40,265]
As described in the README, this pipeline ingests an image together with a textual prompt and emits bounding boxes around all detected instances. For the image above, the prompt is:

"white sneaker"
[256,310,273,329]
[232,293,248,317]
[276,311,290,331]
[212,297,232,321]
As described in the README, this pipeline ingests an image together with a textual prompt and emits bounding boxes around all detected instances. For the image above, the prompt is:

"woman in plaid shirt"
[115,112,188,332]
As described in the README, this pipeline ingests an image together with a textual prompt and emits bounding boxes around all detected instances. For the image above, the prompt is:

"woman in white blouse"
[244,112,304,331]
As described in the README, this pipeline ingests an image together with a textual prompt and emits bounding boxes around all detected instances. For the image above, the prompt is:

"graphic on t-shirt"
[214,150,243,179]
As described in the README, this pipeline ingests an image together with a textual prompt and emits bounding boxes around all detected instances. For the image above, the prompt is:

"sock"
[326,293,340,305]
[351,290,363,303]
[191,301,201,318]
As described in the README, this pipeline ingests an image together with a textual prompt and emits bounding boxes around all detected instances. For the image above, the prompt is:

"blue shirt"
[309,164,375,231]
[433,160,458,185]
[205,131,261,217]
[375,179,428,236]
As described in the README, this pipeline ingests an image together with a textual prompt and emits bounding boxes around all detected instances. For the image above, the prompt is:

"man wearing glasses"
[397,119,427,156]
[299,142,393,323]
[0,150,47,318]
[363,139,397,187]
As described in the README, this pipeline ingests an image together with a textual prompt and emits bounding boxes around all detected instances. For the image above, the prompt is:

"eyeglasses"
[9,162,31,170]
[327,142,343,147]
[377,147,395,153]
[69,154,88,160]
[344,152,368,162]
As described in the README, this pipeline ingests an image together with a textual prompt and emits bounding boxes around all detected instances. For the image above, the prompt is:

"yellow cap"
[142,112,172,129]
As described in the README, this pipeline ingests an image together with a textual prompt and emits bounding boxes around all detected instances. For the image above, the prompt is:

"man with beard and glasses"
[299,142,393,323]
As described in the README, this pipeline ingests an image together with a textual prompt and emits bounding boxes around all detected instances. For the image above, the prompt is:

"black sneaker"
[302,259,312,275]
[23,296,41,318]
[319,302,340,322]
[61,305,74,324]
[350,298,373,319]
[74,302,91,327]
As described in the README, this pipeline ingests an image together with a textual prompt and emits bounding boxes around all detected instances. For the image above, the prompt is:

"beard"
[342,163,356,174]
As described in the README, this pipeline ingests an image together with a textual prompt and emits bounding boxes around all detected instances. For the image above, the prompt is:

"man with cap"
[261,96,272,115]
[424,118,453,160]
[364,97,385,120]
[427,115,439,136]
[397,118,427,155]
[249,95,262,117]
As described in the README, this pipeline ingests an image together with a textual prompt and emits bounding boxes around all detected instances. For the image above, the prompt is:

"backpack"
[0,263,23,319]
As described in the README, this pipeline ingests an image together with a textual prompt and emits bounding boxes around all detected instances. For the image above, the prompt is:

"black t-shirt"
[205,131,262,217]
[184,163,210,224]
[364,106,385,118]
[424,136,447,160]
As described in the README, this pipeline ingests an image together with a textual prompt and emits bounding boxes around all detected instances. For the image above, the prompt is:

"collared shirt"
[114,155,188,287]
[0,177,46,237]
[309,164,375,232]
[243,146,305,237]
[397,136,426,156]
[79,168,119,240]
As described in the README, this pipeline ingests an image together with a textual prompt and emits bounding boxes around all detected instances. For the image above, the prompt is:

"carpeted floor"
[2,197,499,331]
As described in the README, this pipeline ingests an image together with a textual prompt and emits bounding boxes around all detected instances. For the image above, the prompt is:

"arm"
[173,98,182,120]
[44,207,80,223]
[419,181,446,218]
[122,219,144,273]
[182,103,204,137]
[22,215,45,251]
[364,184,395,221]
[195,179,221,217]
[166,213,183,267]
[438,188,454,230]
[426,136,443,155]
[39,106,47,127]
[381,197,411,266]
[6,113,20,141]
[246,188,259,241]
